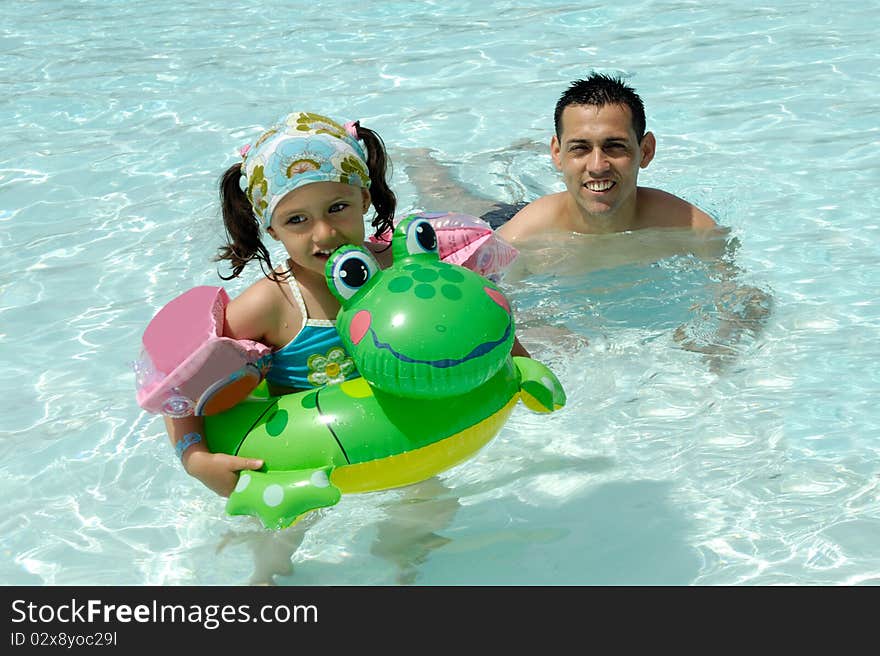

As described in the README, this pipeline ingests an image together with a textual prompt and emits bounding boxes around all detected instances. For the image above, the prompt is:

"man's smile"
[584,180,615,193]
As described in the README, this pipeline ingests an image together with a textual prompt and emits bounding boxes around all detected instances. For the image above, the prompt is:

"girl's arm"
[164,414,263,497]
[163,278,285,497]
[224,277,283,342]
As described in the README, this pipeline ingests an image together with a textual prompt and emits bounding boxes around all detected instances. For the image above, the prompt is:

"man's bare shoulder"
[496,193,568,243]
[637,187,717,230]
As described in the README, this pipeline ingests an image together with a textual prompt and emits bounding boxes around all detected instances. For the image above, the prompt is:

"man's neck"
[564,193,639,235]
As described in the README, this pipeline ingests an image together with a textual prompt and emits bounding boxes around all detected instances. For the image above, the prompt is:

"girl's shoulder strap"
[284,272,333,327]
[285,272,310,320]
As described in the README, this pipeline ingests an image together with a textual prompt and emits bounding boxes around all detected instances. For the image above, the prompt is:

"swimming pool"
[2,0,878,585]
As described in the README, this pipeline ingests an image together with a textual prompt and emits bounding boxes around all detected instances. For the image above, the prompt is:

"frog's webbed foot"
[226,467,342,530]
[512,356,566,413]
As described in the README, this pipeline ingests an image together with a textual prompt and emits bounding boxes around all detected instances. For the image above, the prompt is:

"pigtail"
[215,164,285,282]
[356,125,397,238]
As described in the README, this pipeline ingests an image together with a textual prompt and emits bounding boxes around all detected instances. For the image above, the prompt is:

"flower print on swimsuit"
[306,346,356,387]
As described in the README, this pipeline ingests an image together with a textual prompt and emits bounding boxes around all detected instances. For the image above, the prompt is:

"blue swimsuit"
[265,276,359,390]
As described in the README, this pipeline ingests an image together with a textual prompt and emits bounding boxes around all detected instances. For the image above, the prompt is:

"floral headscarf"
[238,112,371,229]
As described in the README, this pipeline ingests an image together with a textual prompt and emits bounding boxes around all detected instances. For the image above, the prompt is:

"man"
[490,74,769,371]
[497,73,716,243]
[400,78,767,368]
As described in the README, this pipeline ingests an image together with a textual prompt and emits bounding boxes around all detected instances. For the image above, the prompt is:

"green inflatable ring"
[205,215,566,529]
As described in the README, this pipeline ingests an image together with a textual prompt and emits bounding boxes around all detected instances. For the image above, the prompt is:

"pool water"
[2,0,879,585]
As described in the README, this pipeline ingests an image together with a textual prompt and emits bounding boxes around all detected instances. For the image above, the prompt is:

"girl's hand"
[183,449,264,498]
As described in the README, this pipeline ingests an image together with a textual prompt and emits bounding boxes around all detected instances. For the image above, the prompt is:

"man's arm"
[674,236,773,373]
[496,195,562,243]
[398,147,498,218]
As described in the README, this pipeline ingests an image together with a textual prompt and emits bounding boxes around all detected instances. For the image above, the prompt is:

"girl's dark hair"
[215,122,397,280]
[216,163,279,281]
[354,123,396,239]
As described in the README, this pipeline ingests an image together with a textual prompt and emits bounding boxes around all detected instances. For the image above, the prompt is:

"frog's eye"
[329,248,379,301]
[405,219,438,256]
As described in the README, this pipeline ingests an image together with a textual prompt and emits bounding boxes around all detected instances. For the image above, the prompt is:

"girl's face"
[268,181,371,279]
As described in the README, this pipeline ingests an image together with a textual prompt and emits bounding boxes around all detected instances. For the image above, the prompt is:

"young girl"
[164,111,398,496]
[166,111,528,498]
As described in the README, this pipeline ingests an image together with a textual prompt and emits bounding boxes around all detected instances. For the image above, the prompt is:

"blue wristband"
[175,432,203,460]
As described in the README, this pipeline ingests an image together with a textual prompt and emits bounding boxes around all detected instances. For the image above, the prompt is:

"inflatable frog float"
[203,215,566,529]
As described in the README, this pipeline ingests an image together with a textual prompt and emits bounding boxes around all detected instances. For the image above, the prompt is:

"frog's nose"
[484,286,510,314]
[349,310,371,345]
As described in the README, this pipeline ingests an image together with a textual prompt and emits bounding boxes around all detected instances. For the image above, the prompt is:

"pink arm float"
[134,286,271,417]
[371,211,518,279]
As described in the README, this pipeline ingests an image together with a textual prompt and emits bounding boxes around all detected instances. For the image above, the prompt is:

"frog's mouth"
[361,318,512,368]
[347,285,513,368]
[348,310,513,369]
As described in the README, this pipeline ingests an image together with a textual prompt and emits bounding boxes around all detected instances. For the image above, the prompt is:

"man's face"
[551,103,655,219]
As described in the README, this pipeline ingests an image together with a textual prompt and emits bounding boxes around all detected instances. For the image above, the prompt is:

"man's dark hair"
[554,73,646,142]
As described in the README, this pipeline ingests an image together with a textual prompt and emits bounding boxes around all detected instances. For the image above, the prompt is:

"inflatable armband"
[134,286,272,417]
[371,211,518,279]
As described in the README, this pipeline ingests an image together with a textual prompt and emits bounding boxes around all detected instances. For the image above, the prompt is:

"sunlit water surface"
[2,1,878,585]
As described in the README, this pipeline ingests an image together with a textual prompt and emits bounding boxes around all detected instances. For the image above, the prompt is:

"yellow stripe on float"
[330,395,519,493]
